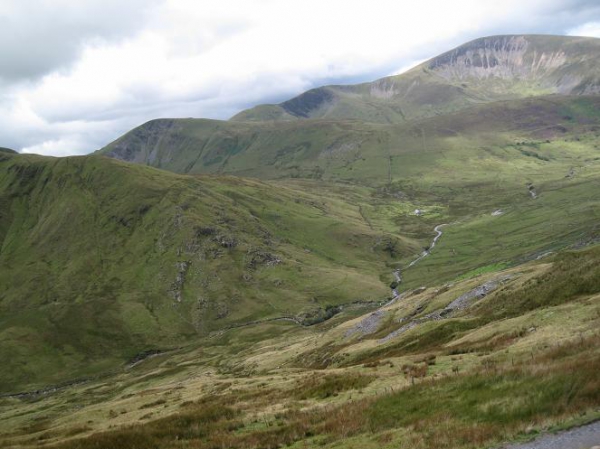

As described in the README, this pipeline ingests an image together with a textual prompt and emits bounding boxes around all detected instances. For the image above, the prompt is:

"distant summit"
[232,35,600,123]
[98,34,600,182]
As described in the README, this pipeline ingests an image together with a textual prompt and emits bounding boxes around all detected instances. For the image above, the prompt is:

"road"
[501,421,600,449]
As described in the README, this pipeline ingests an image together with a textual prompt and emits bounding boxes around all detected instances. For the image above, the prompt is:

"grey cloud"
[0,0,161,81]
[5,0,600,156]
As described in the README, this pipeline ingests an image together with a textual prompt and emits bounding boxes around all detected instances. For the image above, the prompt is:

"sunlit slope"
[99,95,600,185]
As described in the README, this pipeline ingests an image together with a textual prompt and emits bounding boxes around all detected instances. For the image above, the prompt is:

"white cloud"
[568,21,600,37]
[2,0,600,156]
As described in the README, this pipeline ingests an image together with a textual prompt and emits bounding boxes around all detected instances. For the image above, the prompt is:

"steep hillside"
[10,116,600,393]
[232,35,600,123]
[99,95,600,183]
[0,152,411,392]
[2,239,600,449]
[4,33,600,449]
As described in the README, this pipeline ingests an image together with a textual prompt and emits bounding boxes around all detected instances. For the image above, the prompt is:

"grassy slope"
[4,33,600,449]
[0,152,414,392]
[2,243,599,449]
[98,96,600,290]
[98,95,600,183]
[2,145,600,446]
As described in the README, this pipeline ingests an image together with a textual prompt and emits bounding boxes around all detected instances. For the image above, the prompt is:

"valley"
[1,34,600,449]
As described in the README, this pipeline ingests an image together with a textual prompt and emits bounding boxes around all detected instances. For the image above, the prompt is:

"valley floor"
[2,243,600,449]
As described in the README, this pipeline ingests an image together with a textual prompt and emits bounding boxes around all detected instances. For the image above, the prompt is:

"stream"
[391,223,448,298]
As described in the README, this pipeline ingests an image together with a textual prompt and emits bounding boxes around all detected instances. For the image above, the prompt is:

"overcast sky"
[2,0,600,156]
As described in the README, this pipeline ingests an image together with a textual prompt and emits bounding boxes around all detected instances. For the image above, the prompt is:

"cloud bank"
[2,0,600,156]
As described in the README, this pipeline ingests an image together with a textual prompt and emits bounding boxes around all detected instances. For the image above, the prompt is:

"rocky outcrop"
[427,35,599,94]
[169,261,190,302]
[345,310,387,338]
[245,248,281,269]
[380,276,512,343]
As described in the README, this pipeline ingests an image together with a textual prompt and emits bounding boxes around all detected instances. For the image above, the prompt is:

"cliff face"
[425,35,600,94]
[430,36,564,79]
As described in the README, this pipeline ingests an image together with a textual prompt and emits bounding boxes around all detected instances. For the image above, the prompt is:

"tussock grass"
[47,333,600,449]
[291,373,373,400]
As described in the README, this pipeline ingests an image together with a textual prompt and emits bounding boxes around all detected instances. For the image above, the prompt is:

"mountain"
[232,35,600,123]
[94,33,600,295]
[98,94,600,181]
[3,34,600,449]
[11,32,600,393]
[98,35,600,183]
[0,147,16,154]
[0,151,410,392]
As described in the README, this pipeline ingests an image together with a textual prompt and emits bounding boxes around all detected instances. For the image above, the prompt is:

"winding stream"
[390,223,449,298]
[406,223,448,269]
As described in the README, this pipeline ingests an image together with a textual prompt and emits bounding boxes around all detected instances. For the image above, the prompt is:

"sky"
[2,0,600,156]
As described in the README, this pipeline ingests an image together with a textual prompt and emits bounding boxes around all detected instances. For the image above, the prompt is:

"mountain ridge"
[98,34,600,183]
[99,94,600,181]
[231,34,600,123]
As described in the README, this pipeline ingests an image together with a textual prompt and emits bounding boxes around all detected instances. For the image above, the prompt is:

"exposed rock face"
[379,276,513,343]
[430,36,563,80]
[444,276,512,311]
[370,78,399,99]
[427,35,597,94]
[345,310,387,338]
[169,261,190,302]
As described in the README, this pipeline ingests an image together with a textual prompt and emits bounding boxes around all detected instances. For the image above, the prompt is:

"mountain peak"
[231,34,600,123]
[426,35,597,88]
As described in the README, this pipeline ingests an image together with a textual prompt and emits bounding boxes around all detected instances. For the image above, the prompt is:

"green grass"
[0,154,401,392]
[454,263,510,281]
[476,245,600,319]
[3,34,600,449]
